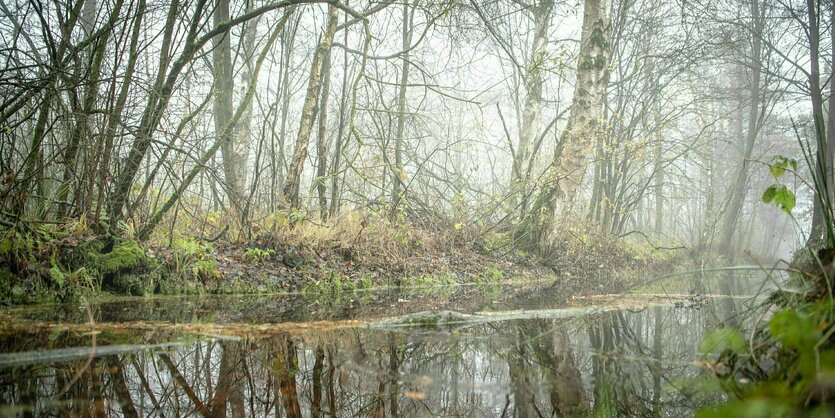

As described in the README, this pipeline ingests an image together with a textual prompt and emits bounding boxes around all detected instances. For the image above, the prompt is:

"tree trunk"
[109,0,299,224]
[328,10,350,218]
[389,0,415,222]
[213,0,245,204]
[718,0,764,258]
[315,49,333,218]
[94,0,145,221]
[517,0,610,250]
[509,0,553,220]
[108,0,206,225]
[58,0,125,218]
[809,0,835,246]
[137,10,290,239]
[231,10,261,221]
[553,0,610,209]
[282,5,339,210]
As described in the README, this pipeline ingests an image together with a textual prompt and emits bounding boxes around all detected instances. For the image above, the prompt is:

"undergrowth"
[696,150,835,417]
[0,210,684,305]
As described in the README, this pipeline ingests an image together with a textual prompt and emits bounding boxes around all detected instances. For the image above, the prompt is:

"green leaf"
[768,309,818,351]
[699,328,746,355]
[768,156,798,178]
[0,238,12,254]
[762,185,777,203]
[762,184,796,214]
[49,266,65,288]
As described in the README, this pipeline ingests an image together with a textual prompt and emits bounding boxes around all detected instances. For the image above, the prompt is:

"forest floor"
[0,213,684,305]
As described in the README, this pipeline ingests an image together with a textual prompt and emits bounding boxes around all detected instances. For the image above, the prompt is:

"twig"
[618,230,688,251]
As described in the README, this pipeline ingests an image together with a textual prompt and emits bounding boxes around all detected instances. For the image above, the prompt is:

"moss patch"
[80,238,155,296]
[89,240,145,274]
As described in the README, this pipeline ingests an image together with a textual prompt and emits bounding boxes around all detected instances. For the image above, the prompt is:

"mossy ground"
[0,215,684,306]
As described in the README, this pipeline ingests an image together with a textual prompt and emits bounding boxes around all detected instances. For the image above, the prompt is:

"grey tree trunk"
[282,5,339,210]
[137,10,290,239]
[719,0,764,257]
[315,50,333,218]
[213,0,246,204]
[809,0,835,246]
[390,0,414,222]
[328,11,350,218]
[232,11,261,206]
[509,0,553,220]
[58,0,125,217]
[94,0,145,221]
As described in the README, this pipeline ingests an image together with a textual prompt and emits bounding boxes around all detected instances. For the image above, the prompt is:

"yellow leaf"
[404,391,425,400]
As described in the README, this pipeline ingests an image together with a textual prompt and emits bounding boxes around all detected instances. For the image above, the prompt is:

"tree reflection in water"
[0,303,740,417]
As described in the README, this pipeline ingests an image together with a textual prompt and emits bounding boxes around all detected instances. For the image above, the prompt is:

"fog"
[2,0,832,261]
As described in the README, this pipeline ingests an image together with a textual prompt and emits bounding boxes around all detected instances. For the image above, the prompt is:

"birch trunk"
[282,5,339,209]
[517,0,610,249]
[552,0,610,210]
[509,0,553,218]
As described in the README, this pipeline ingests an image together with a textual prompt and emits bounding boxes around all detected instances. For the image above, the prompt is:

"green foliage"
[192,259,218,278]
[767,156,798,178]
[244,247,275,261]
[762,184,796,214]
[69,267,97,292]
[289,208,307,227]
[698,147,835,416]
[768,309,819,351]
[48,265,65,288]
[171,238,209,258]
[169,238,219,282]
[402,273,457,287]
[480,231,512,253]
[696,399,794,418]
[0,237,11,254]
[358,276,374,290]
[302,272,358,295]
[478,265,503,283]
[699,328,746,356]
[762,155,798,215]
[0,270,26,305]
[698,294,835,416]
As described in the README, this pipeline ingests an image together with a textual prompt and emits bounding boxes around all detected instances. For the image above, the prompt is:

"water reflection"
[0,298,748,417]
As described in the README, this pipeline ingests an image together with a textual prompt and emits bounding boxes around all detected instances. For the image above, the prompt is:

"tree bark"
[517,0,610,250]
[282,5,339,210]
[552,0,610,209]
[315,48,333,218]
[389,0,414,222]
[328,10,350,218]
[213,0,246,205]
[509,0,553,220]
[109,0,310,225]
[808,0,835,246]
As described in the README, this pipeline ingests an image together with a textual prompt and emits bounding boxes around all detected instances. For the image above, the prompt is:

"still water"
[0,277,768,417]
